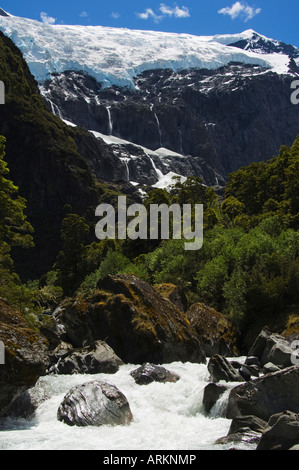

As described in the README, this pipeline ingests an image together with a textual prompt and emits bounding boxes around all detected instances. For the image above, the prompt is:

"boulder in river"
[48,340,123,375]
[57,380,133,427]
[248,327,295,369]
[257,411,299,450]
[207,355,245,383]
[130,363,180,385]
[226,365,299,421]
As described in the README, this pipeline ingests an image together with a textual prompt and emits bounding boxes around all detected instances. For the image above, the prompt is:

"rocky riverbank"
[203,328,299,450]
[1,274,299,450]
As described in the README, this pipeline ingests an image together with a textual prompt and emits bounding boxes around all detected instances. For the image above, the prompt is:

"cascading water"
[147,155,164,181]
[46,98,63,119]
[119,157,130,182]
[106,106,113,136]
[0,360,255,451]
[154,113,163,149]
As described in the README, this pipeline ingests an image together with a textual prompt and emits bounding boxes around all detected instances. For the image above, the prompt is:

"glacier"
[0,13,293,88]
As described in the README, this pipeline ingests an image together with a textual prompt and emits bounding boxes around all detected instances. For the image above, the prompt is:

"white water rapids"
[0,360,255,451]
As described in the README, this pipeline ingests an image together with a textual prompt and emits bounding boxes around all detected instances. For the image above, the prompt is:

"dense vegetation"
[1,131,298,348]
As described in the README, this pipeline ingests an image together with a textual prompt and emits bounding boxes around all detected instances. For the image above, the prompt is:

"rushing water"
[0,360,255,451]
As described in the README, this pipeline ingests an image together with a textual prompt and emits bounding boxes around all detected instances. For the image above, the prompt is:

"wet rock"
[226,366,299,421]
[57,380,133,427]
[262,362,281,374]
[4,379,50,419]
[207,355,244,383]
[229,415,267,436]
[49,340,123,375]
[257,411,299,450]
[216,411,267,446]
[245,356,261,368]
[130,363,180,385]
[216,428,261,446]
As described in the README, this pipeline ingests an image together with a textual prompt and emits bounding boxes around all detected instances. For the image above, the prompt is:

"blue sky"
[1,1,298,47]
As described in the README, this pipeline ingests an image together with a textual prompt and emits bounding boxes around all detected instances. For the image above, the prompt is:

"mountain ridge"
[0,14,297,88]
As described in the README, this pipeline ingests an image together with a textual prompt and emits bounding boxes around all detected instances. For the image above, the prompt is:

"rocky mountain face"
[0,31,141,279]
[0,13,298,188]
[41,63,299,185]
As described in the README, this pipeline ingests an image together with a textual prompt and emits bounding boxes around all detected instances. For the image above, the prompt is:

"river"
[0,360,255,450]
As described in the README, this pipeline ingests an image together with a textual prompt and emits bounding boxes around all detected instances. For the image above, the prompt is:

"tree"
[0,136,33,249]
[0,135,34,306]
[54,212,90,295]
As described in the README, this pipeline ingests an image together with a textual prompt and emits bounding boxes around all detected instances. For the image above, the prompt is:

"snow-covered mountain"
[0,13,297,87]
[0,11,298,188]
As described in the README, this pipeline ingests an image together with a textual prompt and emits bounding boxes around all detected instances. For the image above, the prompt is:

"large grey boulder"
[57,380,133,427]
[257,411,299,450]
[226,366,299,421]
[4,379,50,419]
[215,415,267,446]
[49,340,123,375]
[248,327,294,369]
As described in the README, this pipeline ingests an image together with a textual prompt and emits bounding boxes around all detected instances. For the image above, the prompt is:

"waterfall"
[106,106,113,135]
[209,389,231,419]
[47,98,63,119]
[120,158,130,182]
[147,154,163,181]
[154,113,163,148]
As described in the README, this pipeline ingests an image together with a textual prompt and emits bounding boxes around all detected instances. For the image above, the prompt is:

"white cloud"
[218,2,261,22]
[40,12,56,25]
[79,11,88,18]
[111,12,120,19]
[160,4,190,18]
[136,8,163,23]
[137,3,190,22]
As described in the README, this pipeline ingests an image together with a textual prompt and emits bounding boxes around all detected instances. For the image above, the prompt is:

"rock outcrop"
[187,303,238,357]
[226,365,299,421]
[52,274,206,365]
[207,355,245,383]
[48,340,123,375]
[42,65,299,185]
[57,380,133,427]
[257,411,299,451]
[0,298,49,415]
[248,327,295,369]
